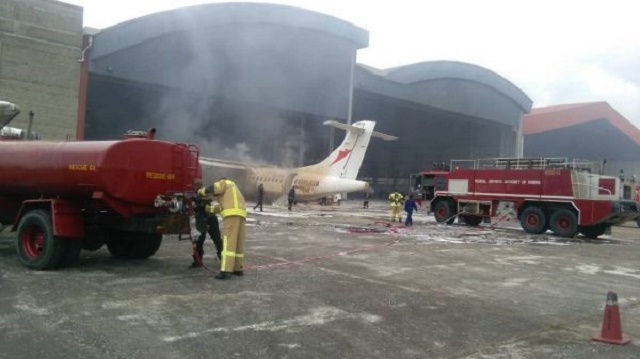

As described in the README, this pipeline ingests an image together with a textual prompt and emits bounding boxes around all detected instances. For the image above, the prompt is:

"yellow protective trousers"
[390,206,402,222]
[220,216,246,273]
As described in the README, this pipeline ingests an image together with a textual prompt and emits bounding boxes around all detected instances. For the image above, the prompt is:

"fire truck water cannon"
[0,129,202,270]
[411,157,640,238]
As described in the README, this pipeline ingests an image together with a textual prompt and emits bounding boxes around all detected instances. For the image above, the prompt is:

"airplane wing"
[322,120,365,135]
[323,119,397,141]
[199,156,247,170]
[371,130,398,141]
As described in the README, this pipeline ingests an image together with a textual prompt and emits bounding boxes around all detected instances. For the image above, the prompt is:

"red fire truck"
[411,157,640,238]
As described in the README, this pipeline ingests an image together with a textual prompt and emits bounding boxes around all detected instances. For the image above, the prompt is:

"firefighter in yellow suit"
[388,189,404,223]
[198,177,247,280]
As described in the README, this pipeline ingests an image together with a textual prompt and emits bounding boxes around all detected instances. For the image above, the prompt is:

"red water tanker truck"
[0,129,201,269]
[411,157,640,238]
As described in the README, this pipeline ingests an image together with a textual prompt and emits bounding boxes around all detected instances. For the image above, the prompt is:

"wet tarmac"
[1,200,640,358]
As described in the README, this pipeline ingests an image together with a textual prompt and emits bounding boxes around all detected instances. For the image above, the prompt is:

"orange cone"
[592,291,631,345]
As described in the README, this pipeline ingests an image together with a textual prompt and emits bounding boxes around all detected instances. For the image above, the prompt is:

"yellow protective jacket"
[199,179,247,219]
[388,191,404,207]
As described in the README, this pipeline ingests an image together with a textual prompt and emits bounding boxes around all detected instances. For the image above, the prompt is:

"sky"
[62,0,640,127]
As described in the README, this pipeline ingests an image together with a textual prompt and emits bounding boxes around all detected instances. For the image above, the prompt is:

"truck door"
[434,175,447,194]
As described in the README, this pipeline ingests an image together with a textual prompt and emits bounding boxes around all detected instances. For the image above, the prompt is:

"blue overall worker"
[198,177,247,280]
[404,194,419,226]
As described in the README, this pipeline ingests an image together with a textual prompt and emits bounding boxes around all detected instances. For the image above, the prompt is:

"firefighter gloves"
[206,204,221,214]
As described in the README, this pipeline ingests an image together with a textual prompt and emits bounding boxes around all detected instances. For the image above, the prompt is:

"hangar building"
[0,0,83,140]
[80,2,532,195]
[2,2,533,195]
[523,102,640,178]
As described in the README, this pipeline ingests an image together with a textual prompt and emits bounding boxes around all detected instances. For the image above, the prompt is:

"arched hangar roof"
[90,2,369,60]
[384,61,532,113]
[87,2,369,121]
[356,61,532,127]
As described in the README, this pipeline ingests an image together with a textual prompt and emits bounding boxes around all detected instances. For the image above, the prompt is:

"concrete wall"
[0,0,82,140]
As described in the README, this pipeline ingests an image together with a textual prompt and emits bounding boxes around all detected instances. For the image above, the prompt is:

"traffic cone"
[592,291,631,345]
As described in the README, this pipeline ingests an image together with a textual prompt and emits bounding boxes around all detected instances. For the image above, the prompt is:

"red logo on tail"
[331,149,351,165]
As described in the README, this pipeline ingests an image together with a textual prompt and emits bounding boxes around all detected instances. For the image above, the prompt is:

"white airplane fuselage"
[245,166,368,201]
[199,120,396,202]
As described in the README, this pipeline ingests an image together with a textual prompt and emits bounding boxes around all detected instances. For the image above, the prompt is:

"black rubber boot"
[215,271,232,280]
[189,255,202,268]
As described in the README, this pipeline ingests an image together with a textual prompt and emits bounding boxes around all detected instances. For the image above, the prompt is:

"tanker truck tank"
[0,131,202,269]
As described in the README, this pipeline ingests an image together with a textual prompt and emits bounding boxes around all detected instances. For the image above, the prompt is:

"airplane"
[0,101,21,130]
[0,101,40,141]
[198,120,397,203]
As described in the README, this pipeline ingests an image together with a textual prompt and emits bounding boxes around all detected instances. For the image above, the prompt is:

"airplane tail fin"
[302,120,397,180]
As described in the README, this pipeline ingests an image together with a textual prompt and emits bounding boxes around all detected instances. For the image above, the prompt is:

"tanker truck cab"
[423,157,640,238]
[0,128,201,269]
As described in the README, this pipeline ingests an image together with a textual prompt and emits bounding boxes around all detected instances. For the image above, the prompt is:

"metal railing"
[451,157,601,172]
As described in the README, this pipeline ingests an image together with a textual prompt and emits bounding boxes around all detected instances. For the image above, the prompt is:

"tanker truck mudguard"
[0,129,202,269]
[412,157,640,238]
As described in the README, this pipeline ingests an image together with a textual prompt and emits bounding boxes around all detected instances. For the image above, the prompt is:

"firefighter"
[253,183,264,212]
[198,177,247,280]
[388,189,404,223]
[190,195,222,268]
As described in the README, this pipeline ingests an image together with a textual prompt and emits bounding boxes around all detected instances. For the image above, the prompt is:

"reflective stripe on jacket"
[388,192,404,206]
[204,179,247,219]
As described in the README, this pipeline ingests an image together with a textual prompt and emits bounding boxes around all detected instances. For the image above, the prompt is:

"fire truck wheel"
[106,232,163,259]
[579,224,607,239]
[549,209,578,238]
[520,206,547,234]
[463,215,483,226]
[16,209,67,270]
[434,201,455,224]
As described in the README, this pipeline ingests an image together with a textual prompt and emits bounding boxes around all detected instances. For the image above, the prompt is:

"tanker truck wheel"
[16,210,67,269]
[107,232,163,259]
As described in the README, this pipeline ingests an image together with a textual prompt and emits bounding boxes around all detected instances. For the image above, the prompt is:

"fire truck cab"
[621,177,640,228]
[411,157,640,238]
